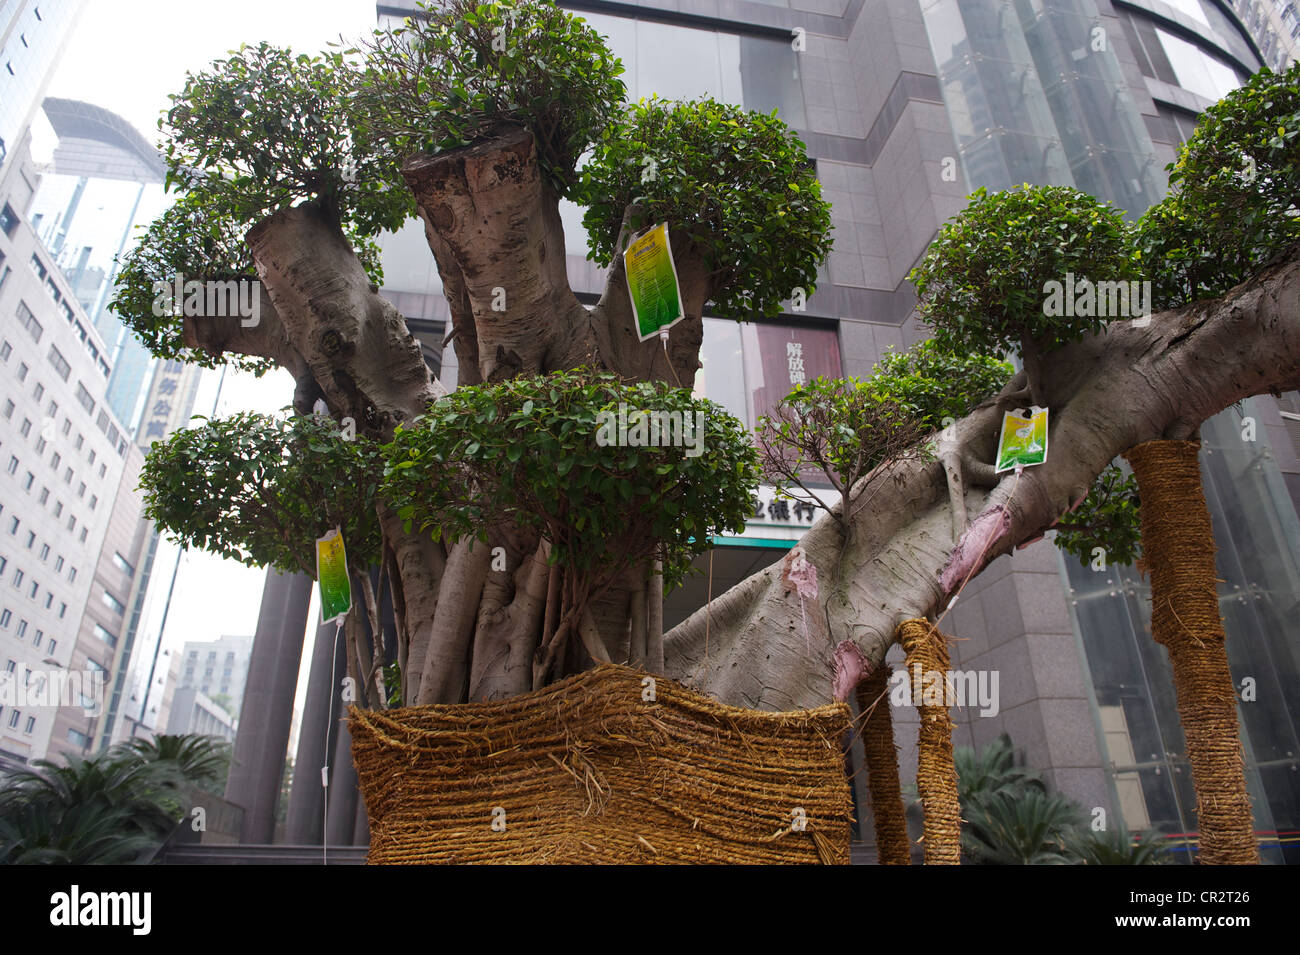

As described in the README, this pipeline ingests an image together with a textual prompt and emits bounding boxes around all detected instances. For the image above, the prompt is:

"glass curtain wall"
[1062,402,1300,863]
[921,0,1164,213]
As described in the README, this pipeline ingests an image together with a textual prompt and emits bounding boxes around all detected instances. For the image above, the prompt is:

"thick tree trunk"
[246,200,441,438]
[1124,440,1259,864]
[667,248,1300,709]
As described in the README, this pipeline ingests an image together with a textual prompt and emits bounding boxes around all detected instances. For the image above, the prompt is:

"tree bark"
[1124,440,1259,864]
[246,200,441,438]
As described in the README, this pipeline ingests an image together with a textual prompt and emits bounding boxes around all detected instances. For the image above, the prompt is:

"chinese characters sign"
[136,359,200,449]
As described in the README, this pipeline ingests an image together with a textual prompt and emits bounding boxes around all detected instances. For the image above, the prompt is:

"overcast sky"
[43,0,386,733]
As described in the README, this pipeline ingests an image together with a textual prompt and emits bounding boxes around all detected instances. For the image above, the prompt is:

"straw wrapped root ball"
[350,664,853,864]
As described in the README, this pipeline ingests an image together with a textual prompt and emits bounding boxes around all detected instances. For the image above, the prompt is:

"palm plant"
[961,788,1083,864]
[954,733,1044,800]
[1067,825,1170,865]
[112,733,231,790]
[952,734,1167,865]
[0,733,232,864]
[0,753,182,864]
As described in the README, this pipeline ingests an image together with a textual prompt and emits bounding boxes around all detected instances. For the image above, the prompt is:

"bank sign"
[725,485,842,543]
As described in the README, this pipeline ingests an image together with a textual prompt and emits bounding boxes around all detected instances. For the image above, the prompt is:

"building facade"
[165,686,238,742]
[178,634,253,724]
[0,137,140,761]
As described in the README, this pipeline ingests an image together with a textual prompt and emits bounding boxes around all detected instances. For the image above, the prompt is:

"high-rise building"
[0,140,141,762]
[373,0,1300,863]
[165,686,237,741]
[0,12,208,762]
[1226,0,1299,70]
[0,0,81,185]
[30,97,169,430]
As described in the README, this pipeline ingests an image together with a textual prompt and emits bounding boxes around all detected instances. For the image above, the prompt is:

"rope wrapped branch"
[856,664,910,865]
[1125,440,1258,865]
[350,663,853,864]
[897,618,961,865]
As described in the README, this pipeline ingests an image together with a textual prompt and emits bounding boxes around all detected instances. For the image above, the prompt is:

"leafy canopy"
[161,41,412,234]
[867,340,1013,433]
[382,369,759,590]
[357,0,627,196]
[759,341,1012,510]
[581,96,833,322]
[1136,62,1300,309]
[1051,462,1142,567]
[910,185,1140,354]
[139,411,385,576]
[109,195,266,373]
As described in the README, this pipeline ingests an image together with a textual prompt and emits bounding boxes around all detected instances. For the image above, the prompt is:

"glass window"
[92,623,118,648]
[16,301,42,343]
[100,590,125,615]
[1156,29,1243,100]
[47,345,71,381]
[578,13,804,127]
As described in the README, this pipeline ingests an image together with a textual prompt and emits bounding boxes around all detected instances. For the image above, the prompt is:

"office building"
[0,136,141,761]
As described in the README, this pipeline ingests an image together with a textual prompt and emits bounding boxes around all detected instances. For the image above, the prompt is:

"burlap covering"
[350,663,853,864]
[1125,440,1259,864]
[897,618,961,865]
[856,666,910,864]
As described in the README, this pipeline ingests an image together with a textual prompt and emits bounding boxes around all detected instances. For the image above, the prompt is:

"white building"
[179,634,254,721]
[0,141,138,761]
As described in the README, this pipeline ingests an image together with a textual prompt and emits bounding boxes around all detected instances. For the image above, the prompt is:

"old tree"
[124,0,1300,849]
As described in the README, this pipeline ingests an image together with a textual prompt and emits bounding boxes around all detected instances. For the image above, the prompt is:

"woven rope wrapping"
[1125,440,1258,864]
[350,663,853,864]
[897,618,961,865]
[856,666,909,864]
